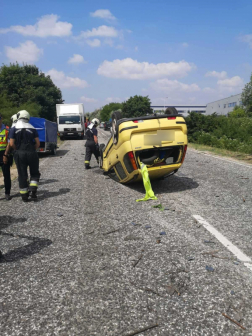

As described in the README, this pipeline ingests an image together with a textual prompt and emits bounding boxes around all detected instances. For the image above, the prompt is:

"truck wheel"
[60,136,64,141]
[165,107,178,115]
[111,110,123,144]
[51,145,57,155]
[99,144,105,168]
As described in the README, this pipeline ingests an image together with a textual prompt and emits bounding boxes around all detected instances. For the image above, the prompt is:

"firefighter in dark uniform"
[8,110,41,202]
[0,113,13,200]
[85,118,100,169]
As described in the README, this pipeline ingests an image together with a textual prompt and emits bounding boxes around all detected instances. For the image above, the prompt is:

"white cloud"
[203,87,216,93]
[81,96,98,103]
[97,58,194,80]
[5,40,43,63]
[104,38,114,47]
[68,54,86,64]
[182,42,189,48]
[151,78,200,92]
[115,44,124,50]
[86,39,101,47]
[78,25,118,39]
[46,69,88,88]
[0,14,72,37]
[205,70,227,79]
[90,9,116,21]
[105,97,121,103]
[217,76,244,88]
[239,34,252,49]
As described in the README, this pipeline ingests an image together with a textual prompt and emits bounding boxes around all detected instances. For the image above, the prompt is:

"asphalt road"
[1,129,252,336]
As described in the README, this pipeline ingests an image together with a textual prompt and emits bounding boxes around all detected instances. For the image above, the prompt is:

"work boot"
[30,191,38,201]
[5,194,11,201]
[0,250,3,260]
[21,194,29,202]
[85,166,92,169]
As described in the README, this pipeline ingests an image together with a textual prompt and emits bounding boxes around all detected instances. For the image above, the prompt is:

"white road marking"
[193,215,252,273]
[190,149,252,169]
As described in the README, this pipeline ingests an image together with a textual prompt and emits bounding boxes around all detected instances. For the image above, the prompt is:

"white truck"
[56,103,85,140]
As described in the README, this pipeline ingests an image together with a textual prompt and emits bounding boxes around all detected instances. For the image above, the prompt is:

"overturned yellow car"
[99,109,187,183]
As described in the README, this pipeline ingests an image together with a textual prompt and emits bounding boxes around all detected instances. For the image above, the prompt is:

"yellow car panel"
[100,114,187,184]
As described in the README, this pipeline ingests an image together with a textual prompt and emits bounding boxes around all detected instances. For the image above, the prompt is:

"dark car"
[104,121,112,131]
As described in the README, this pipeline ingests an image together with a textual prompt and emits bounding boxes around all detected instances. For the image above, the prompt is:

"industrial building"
[205,93,242,116]
[151,105,206,117]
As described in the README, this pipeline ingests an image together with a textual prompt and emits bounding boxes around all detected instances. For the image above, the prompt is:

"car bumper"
[58,131,83,137]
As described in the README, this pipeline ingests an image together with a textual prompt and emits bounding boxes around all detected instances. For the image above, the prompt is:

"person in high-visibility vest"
[0,113,13,200]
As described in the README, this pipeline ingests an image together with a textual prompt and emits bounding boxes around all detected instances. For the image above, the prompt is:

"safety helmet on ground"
[11,114,18,123]
[91,118,100,126]
[17,110,30,121]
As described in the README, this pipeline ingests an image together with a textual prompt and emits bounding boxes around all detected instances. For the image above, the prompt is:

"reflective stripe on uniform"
[30,180,38,187]
[20,188,29,194]
[85,160,90,163]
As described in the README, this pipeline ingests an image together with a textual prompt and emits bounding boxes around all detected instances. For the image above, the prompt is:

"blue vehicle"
[30,117,58,155]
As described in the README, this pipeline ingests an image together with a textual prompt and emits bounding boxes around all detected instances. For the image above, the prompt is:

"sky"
[0,0,252,112]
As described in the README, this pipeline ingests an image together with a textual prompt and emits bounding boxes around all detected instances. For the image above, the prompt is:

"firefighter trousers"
[0,152,12,194]
[14,150,40,195]
[85,142,99,168]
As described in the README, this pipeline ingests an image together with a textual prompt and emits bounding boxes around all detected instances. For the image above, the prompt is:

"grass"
[188,143,252,164]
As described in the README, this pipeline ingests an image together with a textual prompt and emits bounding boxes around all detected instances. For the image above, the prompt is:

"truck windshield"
[59,116,80,124]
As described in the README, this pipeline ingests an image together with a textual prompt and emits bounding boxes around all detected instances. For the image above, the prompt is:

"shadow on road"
[0,216,27,230]
[0,216,52,263]
[0,232,52,263]
[126,174,199,194]
[38,149,69,158]
[39,179,59,185]
[36,187,70,201]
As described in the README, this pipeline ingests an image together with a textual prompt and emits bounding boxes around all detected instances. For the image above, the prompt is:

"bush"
[185,112,252,154]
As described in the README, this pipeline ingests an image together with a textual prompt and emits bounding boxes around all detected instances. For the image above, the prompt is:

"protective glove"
[95,143,99,151]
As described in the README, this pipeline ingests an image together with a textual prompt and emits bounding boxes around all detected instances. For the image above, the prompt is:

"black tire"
[99,143,105,168]
[111,110,123,144]
[51,145,57,155]
[60,136,64,141]
[165,107,178,115]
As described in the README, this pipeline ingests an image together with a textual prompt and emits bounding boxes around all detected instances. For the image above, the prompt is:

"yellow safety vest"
[0,127,8,151]
[136,162,158,202]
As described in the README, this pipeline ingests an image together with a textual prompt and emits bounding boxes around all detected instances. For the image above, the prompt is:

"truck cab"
[56,104,85,140]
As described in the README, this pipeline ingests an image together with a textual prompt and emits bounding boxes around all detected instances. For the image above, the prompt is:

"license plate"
[144,130,175,146]
[68,133,74,135]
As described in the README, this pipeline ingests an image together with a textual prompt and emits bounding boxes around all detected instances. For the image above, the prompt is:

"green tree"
[0,96,41,126]
[100,102,122,121]
[228,106,247,118]
[0,63,64,121]
[241,73,252,116]
[122,95,152,118]
[89,108,101,121]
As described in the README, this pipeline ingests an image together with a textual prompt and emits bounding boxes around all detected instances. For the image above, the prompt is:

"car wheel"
[165,107,178,115]
[111,111,123,144]
[99,143,105,168]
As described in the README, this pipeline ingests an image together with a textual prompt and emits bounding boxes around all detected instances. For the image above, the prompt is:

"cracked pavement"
[1,129,252,336]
